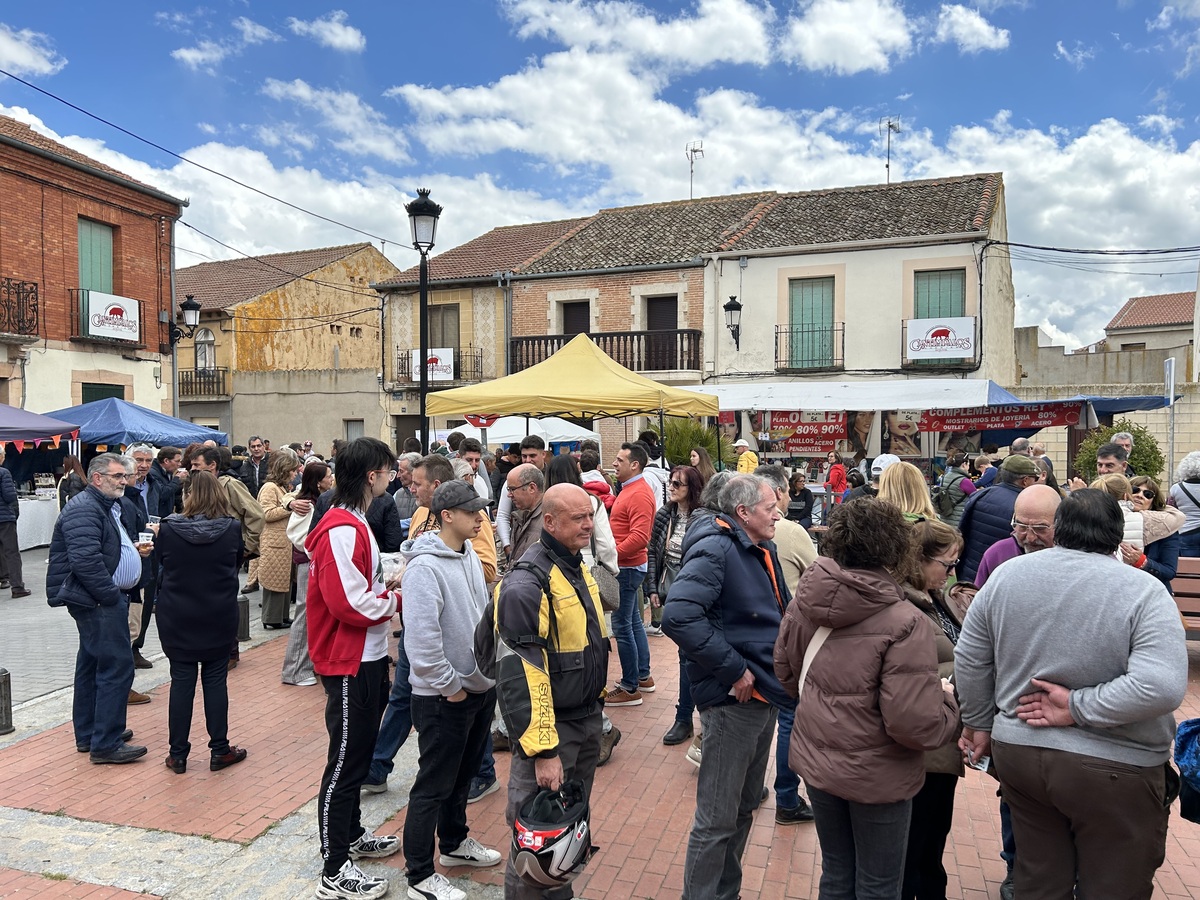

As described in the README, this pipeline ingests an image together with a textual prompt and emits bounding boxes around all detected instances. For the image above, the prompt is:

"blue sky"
[2,0,1199,348]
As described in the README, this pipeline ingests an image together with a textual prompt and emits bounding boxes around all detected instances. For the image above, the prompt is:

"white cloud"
[1054,39,1096,69]
[286,10,366,53]
[0,23,67,76]
[197,121,217,135]
[1138,113,1182,135]
[933,5,1010,53]
[1147,7,1174,30]
[172,17,280,73]
[780,0,913,75]
[504,0,774,69]
[262,78,409,163]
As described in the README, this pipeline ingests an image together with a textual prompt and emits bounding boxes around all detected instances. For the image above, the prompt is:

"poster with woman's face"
[835,410,875,462]
[882,410,923,456]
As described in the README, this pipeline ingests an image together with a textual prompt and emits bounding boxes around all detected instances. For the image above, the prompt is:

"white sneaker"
[316,860,388,900]
[438,835,502,868]
[349,830,400,859]
[407,872,467,900]
[686,734,702,769]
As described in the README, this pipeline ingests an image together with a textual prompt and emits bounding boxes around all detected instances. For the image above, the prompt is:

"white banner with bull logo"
[905,316,975,360]
[86,291,140,342]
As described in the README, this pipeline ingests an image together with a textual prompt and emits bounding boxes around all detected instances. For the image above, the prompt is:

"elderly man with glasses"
[47,453,153,764]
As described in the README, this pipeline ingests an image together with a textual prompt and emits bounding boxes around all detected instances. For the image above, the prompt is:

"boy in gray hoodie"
[401,480,502,900]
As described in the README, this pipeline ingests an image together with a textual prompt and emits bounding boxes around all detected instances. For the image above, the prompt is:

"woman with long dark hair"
[787,471,814,529]
[690,447,717,485]
[281,460,330,686]
[156,471,247,774]
[57,455,87,510]
[257,448,302,629]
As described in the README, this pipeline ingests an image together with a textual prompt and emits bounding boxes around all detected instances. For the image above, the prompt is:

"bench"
[1171,557,1200,640]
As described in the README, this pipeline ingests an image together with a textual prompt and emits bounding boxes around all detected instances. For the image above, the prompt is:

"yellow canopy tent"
[425,333,719,419]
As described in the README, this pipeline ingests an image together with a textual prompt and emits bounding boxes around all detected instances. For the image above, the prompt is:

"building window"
[562,301,590,336]
[78,219,114,293]
[81,382,124,403]
[351,326,363,338]
[330,324,342,335]
[913,269,966,318]
[429,304,460,348]
[1121,342,1146,351]
[344,419,364,441]
[786,276,836,368]
[195,327,216,370]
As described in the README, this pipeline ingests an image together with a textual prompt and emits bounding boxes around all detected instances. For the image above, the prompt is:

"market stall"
[44,397,228,448]
[0,403,81,549]
[452,416,602,455]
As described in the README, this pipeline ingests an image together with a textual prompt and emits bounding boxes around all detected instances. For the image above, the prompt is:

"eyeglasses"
[1010,518,1051,534]
[1131,488,1156,498]
[669,480,687,488]
[102,472,131,482]
[376,468,396,482]
[926,557,958,572]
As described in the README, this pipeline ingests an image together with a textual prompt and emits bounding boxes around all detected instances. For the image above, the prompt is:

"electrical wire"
[0,65,412,249]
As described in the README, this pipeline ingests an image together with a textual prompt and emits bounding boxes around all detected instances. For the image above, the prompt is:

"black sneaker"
[774,799,816,825]
[316,860,387,900]
[467,776,499,803]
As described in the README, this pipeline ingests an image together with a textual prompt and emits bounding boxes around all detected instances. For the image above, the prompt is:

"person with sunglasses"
[1124,476,1183,588]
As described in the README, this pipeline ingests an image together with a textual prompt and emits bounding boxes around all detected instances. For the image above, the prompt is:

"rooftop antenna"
[685,140,704,199]
[879,117,901,183]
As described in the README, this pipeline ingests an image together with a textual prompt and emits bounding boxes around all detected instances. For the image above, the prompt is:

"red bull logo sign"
[905,316,975,360]
[86,291,140,341]
[410,347,454,382]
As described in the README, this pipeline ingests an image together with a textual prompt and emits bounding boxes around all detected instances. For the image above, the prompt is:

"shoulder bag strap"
[797,625,832,706]
[1179,482,1200,510]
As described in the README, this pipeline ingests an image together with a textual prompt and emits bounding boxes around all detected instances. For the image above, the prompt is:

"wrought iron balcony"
[395,346,485,384]
[179,367,229,398]
[775,324,845,372]
[511,329,702,374]
[0,278,39,337]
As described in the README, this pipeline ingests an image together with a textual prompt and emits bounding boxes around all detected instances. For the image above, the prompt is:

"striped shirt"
[110,504,142,591]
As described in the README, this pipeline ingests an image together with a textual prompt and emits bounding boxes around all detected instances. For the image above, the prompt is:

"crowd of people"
[38,425,1197,900]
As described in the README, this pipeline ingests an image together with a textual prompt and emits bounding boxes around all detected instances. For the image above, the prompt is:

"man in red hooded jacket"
[306,437,403,900]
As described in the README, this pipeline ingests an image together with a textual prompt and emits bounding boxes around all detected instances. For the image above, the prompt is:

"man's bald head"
[1012,483,1060,553]
[542,483,594,553]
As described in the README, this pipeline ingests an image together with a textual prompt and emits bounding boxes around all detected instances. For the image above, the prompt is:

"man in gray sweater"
[955,488,1187,900]
[401,480,502,900]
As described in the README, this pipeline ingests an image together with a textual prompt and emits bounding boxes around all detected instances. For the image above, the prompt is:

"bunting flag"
[51,435,61,449]
[33,439,42,448]
[13,440,24,453]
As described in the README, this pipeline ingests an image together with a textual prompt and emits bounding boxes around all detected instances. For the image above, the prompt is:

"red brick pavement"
[0,867,159,898]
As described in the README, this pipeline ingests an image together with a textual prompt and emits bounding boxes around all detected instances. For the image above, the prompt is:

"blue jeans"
[676,648,695,724]
[1000,797,1016,872]
[367,638,413,785]
[613,567,650,691]
[807,784,912,900]
[68,598,135,753]
[683,701,777,900]
[774,705,802,810]
[1181,529,1200,559]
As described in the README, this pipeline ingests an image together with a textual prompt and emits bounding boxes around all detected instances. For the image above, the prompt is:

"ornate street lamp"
[406,188,443,453]
[723,295,743,351]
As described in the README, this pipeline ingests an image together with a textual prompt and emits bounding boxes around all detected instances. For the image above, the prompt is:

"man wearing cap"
[846,453,900,501]
[957,455,1040,583]
[402,480,502,900]
[734,439,759,474]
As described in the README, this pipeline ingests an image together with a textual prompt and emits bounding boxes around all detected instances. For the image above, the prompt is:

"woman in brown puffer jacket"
[774,498,959,900]
[899,518,965,900]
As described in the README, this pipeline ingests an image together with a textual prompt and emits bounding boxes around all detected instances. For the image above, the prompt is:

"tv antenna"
[685,140,704,199]
[879,117,901,183]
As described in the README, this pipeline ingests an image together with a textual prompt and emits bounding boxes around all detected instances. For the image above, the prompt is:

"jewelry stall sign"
[919,403,1083,432]
[767,411,847,454]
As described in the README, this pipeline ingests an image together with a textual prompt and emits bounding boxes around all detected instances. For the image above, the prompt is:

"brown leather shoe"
[133,652,153,670]
[165,755,187,774]
[127,690,151,705]
[210,746,248,771]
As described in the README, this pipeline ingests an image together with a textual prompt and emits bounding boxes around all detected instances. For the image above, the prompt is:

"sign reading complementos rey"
[85,291,140,341]
[919,403,1083,432]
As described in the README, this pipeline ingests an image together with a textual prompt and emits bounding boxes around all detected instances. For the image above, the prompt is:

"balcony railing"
[775,324,845,372]
[395,346,485,384]
[179,367,229,398]
[68,289,145,347]
[511,329,702,374]
[0,278,39,336]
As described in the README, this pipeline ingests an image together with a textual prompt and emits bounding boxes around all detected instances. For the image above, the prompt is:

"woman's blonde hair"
[909,518,963,592]
[1089,473,1131,500]
[268,448,301,487]
[878,461,938,520]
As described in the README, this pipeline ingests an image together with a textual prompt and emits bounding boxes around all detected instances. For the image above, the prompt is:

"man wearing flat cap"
[957,454,1039,583]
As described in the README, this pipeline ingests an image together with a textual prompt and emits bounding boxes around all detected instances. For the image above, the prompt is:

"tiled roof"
[381,217,592,287]
[0,114,184,206]
[1105,291,1196,331]
[724,173,1001,250]
[176,244,373,310]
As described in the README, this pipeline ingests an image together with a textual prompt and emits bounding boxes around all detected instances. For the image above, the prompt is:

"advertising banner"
[905,316,976,360]
[410,347,454,382]
[919,402,1083,432]
[881,410,924,456]
[767,410,847,454]
[86,291,140,342]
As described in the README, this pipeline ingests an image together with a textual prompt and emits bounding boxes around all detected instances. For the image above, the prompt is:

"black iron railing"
[0,278,39,336]
[511,329,702,373]
[395,346,485,383]
[179,368,229,397]
[775,323,845,371]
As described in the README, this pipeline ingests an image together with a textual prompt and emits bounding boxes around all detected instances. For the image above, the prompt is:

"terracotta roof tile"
[176,244,373,310]
[1106,291,1196,331]
[0,113,183,205]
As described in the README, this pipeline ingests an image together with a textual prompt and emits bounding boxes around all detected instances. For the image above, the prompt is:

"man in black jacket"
[47,453,150,764]
[958,454,1039,582]
[0,446,28,597]
[148,446,184,517]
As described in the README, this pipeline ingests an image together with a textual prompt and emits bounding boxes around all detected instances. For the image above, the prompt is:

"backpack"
[474,559,556,681]
[932,471,967,518]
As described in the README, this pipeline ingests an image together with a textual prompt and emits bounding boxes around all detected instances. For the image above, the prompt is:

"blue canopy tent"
[43,398,227,448]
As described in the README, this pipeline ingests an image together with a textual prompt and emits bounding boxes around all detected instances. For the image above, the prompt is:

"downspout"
[498,270,513,375]
[170,222,179,419]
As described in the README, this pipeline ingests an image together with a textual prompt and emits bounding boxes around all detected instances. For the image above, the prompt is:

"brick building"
[0,114,185,413]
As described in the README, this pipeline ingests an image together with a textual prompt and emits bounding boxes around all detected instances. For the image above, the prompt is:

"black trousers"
[167,656,231,759]
[404,688,497,884]
[132,565,157,651]
[0,521,23,589]
[902,771,959,900]
[318,657,390,877]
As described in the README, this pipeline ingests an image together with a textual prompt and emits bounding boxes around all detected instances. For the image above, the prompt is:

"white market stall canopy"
[690,379,1025,413]
[453,416,601,447]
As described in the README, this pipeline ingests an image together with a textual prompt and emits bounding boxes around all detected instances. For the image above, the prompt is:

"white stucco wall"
[22,343,166,414]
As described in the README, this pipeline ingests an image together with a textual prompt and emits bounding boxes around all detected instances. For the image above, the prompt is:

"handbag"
[588,497,621,612]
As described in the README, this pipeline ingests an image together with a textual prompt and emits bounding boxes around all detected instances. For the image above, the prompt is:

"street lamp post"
[169,293,202,419]
[405,188,443,453]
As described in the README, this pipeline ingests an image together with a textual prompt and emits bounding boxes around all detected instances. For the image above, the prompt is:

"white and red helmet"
[511,780,598,888]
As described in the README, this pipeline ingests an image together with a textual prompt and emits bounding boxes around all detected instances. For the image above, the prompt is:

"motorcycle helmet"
[511,779,598,887]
